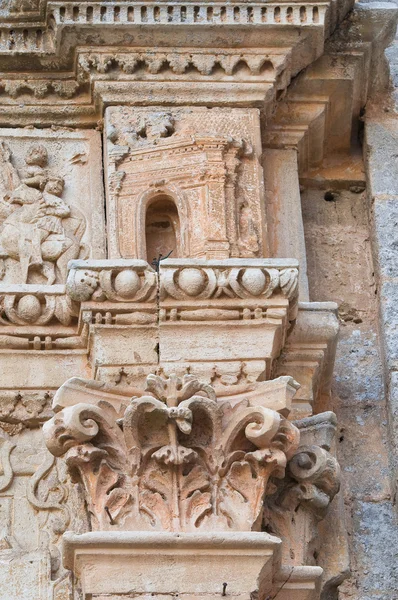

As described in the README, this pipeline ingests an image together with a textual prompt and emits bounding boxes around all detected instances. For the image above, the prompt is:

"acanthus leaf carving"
[43,373,301,533]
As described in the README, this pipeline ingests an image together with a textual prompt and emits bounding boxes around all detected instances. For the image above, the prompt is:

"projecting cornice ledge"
[0,0,355,126]
[263,2,398,174]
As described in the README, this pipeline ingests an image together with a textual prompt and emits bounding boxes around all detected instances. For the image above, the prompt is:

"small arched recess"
[137,188,189,262]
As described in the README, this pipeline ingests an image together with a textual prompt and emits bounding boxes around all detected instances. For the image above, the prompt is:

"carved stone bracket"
[263,411,340,567]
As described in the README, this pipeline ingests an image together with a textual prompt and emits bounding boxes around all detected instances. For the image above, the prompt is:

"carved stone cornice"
[0,0,331,56]
[0,0,355,126]
[262,4,398,175]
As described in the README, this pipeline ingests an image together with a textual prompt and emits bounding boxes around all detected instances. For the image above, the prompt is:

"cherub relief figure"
[0,142,87,284]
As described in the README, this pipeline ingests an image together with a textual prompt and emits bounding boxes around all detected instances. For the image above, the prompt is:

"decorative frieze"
[160,258,298,309]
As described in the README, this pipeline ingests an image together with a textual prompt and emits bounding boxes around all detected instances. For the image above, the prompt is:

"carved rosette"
[43,373,301,532]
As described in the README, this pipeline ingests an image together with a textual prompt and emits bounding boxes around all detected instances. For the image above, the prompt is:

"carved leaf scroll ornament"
[43,373,300,533]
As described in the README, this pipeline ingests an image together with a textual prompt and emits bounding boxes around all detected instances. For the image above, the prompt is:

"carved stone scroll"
[44,373,302,532]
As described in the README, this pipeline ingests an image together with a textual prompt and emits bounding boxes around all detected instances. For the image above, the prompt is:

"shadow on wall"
[145,194,180,264]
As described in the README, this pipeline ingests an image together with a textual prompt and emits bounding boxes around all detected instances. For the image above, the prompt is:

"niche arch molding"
[136,185,190,262]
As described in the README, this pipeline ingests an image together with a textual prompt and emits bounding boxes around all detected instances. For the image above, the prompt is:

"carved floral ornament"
[66,261,157,303]
[160,265,298,301]
[43,373,339,534]
[66,261,298,304]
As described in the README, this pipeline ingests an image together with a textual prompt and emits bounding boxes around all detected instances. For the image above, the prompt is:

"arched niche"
[136,188,189,262]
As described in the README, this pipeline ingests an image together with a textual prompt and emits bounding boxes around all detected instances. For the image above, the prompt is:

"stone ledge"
[62,530,324,600]
[63,530,281,597]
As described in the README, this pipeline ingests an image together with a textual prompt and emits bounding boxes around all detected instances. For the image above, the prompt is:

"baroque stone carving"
[0,289,77,326]
[66,259,157,303]
[0,0,394,597]
[0,129,105,285]
[0,142,86,284]
[0,389,53,427]
[160,262,298,303]
[263,412,340,568]
[43,373,301,532]
[27,452,71,577]
[105,107,267,261]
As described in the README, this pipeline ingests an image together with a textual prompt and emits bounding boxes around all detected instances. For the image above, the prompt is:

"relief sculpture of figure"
[0,143,87,284]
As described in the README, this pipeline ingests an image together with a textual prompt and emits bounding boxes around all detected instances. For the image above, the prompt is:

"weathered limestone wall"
[302,184,398,598]
[0,0,397,597]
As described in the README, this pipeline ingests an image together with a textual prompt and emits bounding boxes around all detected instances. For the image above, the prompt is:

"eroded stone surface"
[0,0,396,598]
[0,128,105,286]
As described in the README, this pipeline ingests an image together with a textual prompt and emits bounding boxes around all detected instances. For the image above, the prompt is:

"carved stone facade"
[0,0,398,599]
